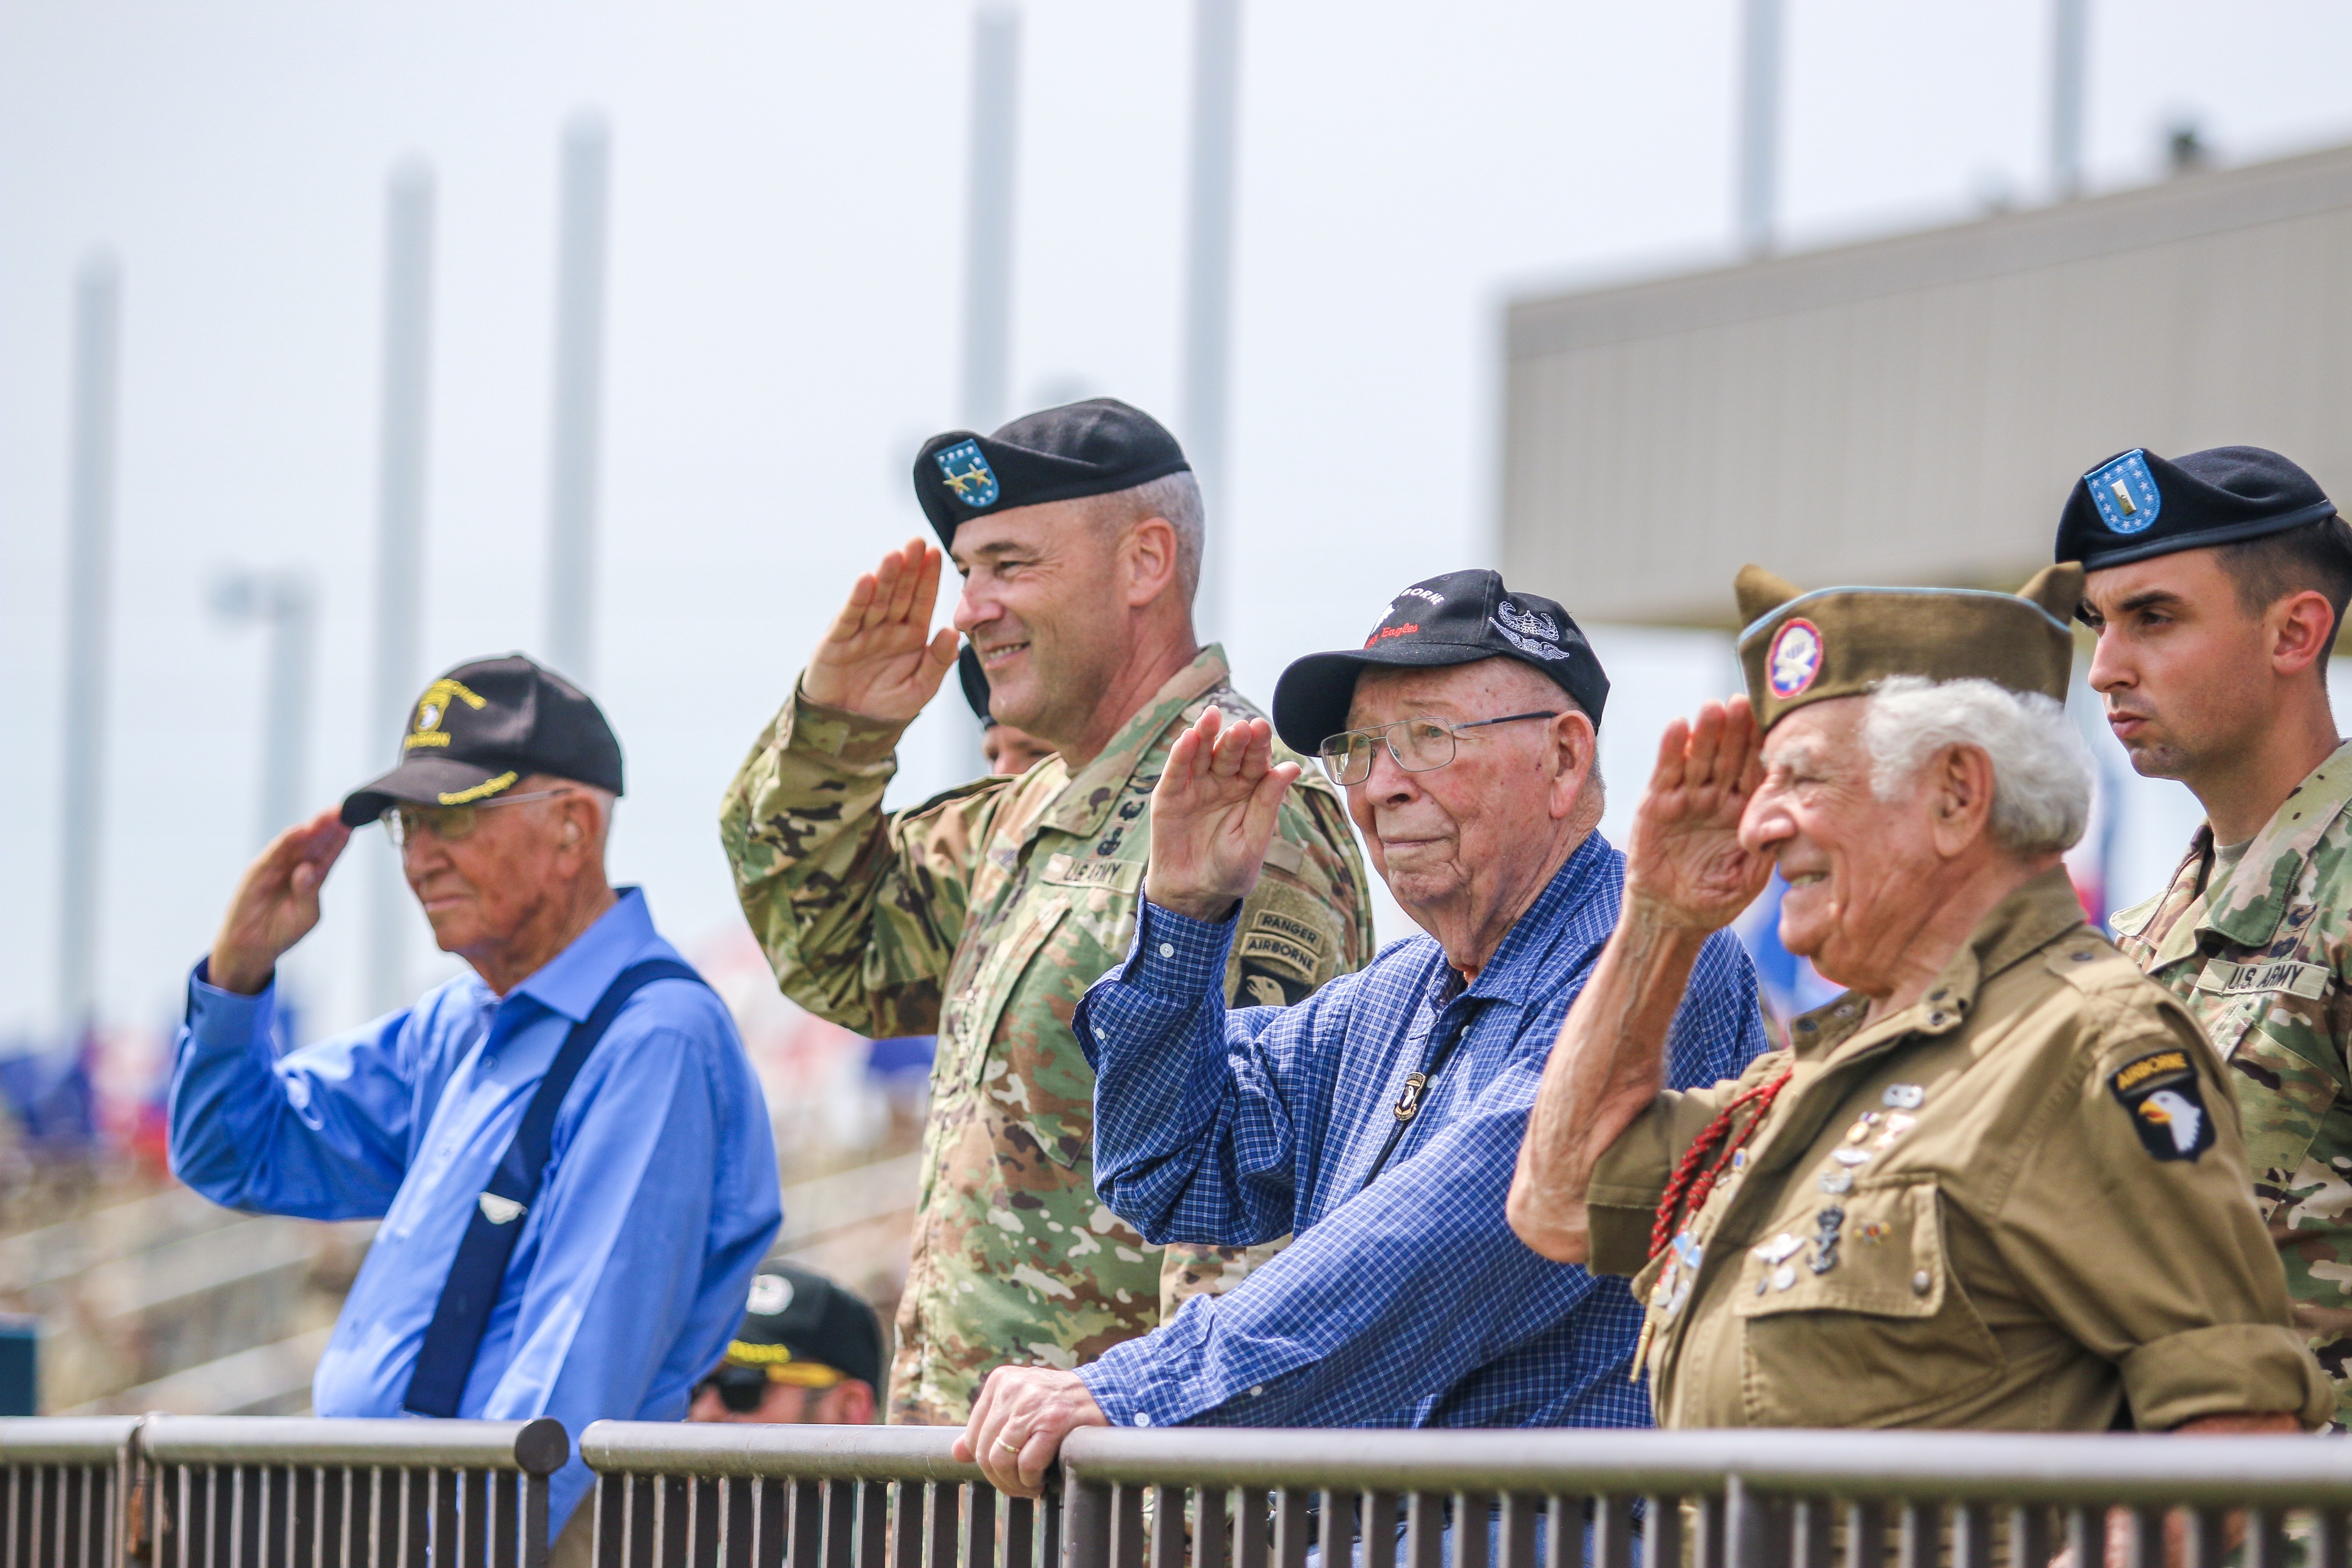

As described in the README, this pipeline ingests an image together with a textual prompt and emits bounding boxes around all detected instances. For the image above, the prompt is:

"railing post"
[1064,1466,1110,1568]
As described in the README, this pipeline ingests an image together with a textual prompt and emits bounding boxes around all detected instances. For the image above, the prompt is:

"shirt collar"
[1040,646,1233,839]
[1454,830,1616,1007]
[506,885,659,1023]
[2196,738,2352,948]
[1788,866,2087,1059]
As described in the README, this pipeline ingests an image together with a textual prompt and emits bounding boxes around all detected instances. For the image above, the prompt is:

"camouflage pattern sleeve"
[1160,768,1377,1315]
[717,683,1012,1040]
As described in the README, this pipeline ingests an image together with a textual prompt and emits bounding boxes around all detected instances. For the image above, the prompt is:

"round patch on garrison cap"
[2085,450,2162,535]
[1767,619,1824,698]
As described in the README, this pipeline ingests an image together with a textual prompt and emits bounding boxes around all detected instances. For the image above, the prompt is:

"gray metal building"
[1501,142,2352,626]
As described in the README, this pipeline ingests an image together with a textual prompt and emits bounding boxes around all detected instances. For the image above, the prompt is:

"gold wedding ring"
[996,1435,1025,1454]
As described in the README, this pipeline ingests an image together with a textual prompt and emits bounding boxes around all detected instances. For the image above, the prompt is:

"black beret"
[957,643,996,728]
[341,654,623,828]
[1271,570,1609,754]
[2055,446,2337,572]
[913,398,1191,548]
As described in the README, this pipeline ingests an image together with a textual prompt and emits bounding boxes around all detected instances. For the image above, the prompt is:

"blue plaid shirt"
[1072,831,1765,1432]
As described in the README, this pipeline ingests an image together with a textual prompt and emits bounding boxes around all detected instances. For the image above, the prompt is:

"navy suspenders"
[402,957,708,1418]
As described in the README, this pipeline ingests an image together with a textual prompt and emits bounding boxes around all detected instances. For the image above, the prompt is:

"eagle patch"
[2108,1048,2214,1162]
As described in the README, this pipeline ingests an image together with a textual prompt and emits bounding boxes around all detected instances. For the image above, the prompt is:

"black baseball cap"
[2055,445,2337,573]
[957,643,997,729]
[711,1262,884,1392]
[913,398,1191,548]
[339,655,625,828]
[1271,570,1610,755]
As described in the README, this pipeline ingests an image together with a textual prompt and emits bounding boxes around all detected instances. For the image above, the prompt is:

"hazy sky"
[5,0,2351,1041]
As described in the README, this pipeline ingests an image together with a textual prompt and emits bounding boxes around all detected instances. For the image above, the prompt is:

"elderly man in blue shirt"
[169,655,782,1547]
[955,571,1766,1490]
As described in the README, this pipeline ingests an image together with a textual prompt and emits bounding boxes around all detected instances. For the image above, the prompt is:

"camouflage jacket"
[717,646,1375,1424]
[2112,741,2352,1425]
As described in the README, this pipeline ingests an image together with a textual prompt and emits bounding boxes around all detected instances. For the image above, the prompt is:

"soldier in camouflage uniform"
[719,400,1373,1424]
[2064,446,2352,1424]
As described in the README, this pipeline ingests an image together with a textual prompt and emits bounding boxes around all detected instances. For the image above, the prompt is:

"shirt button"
[1911,1271,1932,1295]
[1133,1412,1153,1427]
[1159,943,1175,958]
[1251,1386,1264,1397]
[1927,1012,1950,1029]
[481,1057,497,1072]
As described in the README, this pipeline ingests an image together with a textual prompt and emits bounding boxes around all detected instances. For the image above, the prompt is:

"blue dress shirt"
[1071,832,1765,1433]
[169,888,783,1530]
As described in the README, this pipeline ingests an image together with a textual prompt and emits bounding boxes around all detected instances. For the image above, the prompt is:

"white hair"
[1862,676,2091,856]
[1094,471,1205,603]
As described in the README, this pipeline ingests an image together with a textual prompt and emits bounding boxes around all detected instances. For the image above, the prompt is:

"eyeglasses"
[1316,711,1561,787]
[380,789,571,848]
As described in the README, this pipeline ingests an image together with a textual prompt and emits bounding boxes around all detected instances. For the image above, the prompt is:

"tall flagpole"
[368,163,434,1016]
[545,114,611,686]
[56,255,120,1035]
[1735,0,1782,257]
[959,6,1020,433]
[1181,0,1241,642]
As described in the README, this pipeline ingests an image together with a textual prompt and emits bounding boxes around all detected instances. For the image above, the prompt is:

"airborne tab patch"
[2107,1048,2215,1162]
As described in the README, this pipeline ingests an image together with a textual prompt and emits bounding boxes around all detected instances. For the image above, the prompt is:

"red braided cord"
[1647,1066,1794,1261]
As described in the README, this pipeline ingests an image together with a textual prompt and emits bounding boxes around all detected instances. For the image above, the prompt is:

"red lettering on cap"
[1363,622,1421,648]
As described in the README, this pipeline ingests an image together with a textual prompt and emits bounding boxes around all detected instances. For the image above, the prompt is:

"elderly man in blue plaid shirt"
[954,571,1766,1493]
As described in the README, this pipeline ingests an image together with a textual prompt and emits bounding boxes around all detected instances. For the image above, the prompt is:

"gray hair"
[1862,676,2090,856]
[1092,470,1205,603]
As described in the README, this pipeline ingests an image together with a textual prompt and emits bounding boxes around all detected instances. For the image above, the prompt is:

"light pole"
[210,571,317,850]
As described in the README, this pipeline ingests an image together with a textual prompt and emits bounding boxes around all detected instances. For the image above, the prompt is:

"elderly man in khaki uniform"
[720,400,1373,1424]
[1506,563,2329,1435]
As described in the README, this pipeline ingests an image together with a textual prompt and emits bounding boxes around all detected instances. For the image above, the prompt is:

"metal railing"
[577,1424,2352,1568]
[0,1415,139,1568]
[0,1414,568,1567]
[12,1417,2352,1568]
[577,1422,1058,1568]
[138,1415,568,1568]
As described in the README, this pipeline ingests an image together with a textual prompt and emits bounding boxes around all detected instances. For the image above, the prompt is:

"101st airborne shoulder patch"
[2108,1049,2216,1162]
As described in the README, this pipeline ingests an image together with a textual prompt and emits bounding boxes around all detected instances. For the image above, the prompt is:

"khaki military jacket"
[2113,741,2352,1424]
[718,647,1373,1424]
[1588,869,2328,1432]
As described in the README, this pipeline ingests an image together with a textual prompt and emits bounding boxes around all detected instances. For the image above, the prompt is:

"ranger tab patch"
[2108,1048,2214,1162]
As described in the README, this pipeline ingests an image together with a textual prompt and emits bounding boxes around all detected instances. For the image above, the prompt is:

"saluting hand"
[1144,708,1299,923]
[208,808,353,996]
[1624,696,1772,934]
[802,539,961,723]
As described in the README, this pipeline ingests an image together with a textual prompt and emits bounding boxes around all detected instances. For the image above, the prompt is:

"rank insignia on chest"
[2108,1049,2215,1162]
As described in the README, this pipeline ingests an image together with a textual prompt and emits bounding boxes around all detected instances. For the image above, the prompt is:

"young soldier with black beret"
[719,399,1374,1424]
[2064,446,2352,1426]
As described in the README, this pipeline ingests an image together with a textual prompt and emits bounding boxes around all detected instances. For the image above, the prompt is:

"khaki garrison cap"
[1734,562,2083,733]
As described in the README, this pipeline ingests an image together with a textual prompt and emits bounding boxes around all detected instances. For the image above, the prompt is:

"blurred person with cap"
[721,399,1375,1425]
[961,643,1057,777]
[952,571,1766,1496]
[169,655,783,1544]
[690,1262,885,1426]
[2066,447,2352,1423]
[1505,565,2329,1436]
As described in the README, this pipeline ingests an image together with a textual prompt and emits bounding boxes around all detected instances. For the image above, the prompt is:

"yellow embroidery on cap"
[404,677,489,750]
[438,771,519,806]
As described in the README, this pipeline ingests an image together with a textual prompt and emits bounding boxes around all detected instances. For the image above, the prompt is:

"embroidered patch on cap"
[2108,1048,2214,1162]
[2085,450,2163,535]
[1490,599,1571,662]
[1767,618,1824,698]
[934,439,1000,508]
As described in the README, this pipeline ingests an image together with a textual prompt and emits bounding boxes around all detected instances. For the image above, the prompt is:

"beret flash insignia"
[2085,450,2163,536]
[934,439,1000,509]
[2108,1048,2214,1162]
